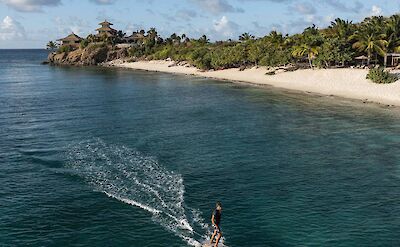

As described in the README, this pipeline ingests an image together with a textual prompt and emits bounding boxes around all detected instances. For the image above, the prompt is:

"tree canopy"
[55,13,400,70]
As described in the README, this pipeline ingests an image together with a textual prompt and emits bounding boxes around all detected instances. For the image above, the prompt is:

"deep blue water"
[1,49,400,247]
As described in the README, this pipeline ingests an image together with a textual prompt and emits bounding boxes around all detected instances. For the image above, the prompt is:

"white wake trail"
[65,139,208,246]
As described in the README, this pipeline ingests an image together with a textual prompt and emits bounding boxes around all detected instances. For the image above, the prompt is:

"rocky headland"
[47,44,131,66]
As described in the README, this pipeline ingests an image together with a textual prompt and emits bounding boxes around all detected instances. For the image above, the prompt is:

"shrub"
[80,39,90,49]
[152,46,173,60]
[85,42,106,52]
[128,45,150,58]
[57,45,72,53]
[188,47,212,70]
[366,67,398,84]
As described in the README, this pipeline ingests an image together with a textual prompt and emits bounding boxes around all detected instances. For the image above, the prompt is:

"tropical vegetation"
[123,14,400,71]
[52,14,400,78]
[46,41,58,50]
[367,67,398,84]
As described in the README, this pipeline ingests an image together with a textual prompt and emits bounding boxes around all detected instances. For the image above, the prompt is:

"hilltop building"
[55,20,147,49]
[124,32,146,43]
[96,20,117,38]
[57,33,83,47]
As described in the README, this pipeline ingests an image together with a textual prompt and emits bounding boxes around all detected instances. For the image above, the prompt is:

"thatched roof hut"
[96,20,117,37]
[57,33,83,46]
[99,20,113,26]
[354,55,369,65]
[124,32,146,43]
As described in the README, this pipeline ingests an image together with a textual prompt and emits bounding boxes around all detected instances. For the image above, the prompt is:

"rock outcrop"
[47,44,130,66]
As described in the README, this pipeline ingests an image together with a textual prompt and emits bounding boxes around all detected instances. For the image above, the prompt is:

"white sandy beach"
[114,60,400,106]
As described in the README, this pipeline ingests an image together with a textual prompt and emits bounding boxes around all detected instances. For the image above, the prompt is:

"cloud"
[176,9,198,21]
[283,13,336,34]
[95,10,115,23]
[251,21,273,37]
[160,8,200,23]
[125,22,145,35]
[240,0,293,2]
[213,15,240,38]
[0,16,26,40]
[289,2,316,15]
[89,0,117,5]
[54,16,91,37]
[1,0,61,12]
[0,0,119,12]
[370,5,382,16]
[191,0,244,14]
[323,0,364,14]
[241,0,364,14]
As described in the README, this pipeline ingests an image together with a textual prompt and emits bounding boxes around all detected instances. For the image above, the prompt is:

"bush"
[80,39,90,49]
[188,47,212,70]
[85,42,106,52]
[57,45,72,53]
[152,46,173,60]
[210,44,247,69]
[366,67,398,84]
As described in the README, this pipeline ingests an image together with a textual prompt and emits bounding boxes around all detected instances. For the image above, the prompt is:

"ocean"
[1,49,400,247]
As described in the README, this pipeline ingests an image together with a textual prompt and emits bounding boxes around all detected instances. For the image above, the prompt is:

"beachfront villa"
[57,33,83,47]
[96,20,117,38]
[384,53,400,67]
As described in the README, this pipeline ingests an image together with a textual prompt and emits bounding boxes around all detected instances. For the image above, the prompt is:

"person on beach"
[210,202,222,247]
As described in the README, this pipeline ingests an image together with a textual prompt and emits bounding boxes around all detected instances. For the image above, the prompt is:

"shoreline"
[112,60,400,107]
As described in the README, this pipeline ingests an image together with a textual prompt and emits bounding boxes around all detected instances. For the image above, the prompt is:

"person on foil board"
[209,202,222,247]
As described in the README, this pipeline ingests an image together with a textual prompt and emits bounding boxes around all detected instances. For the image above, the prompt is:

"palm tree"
[181,34,190,44]
[147,28,158,41]
[199,35,209,44]
[239,32,255,41]
[46,41,57,50]
[364,16,385,29]
[116,30,126,43]
[86,34,96,43]
[169,33,181,45]
[291,25,323,69]
[268,31,285,49]
[385,14,400,52]
[292,43,321,69]
[327,18,353,39]
[350,26,387,65]
[117,30,126,38]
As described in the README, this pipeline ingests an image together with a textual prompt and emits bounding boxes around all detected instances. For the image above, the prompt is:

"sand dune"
[115,60,400,106]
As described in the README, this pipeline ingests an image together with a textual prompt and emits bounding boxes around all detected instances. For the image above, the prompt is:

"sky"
[0,0,399,48]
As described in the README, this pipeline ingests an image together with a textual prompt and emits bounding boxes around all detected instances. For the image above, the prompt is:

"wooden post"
[384,54,387,67]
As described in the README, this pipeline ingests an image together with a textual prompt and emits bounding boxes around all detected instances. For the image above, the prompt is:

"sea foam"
[66,138,208,246]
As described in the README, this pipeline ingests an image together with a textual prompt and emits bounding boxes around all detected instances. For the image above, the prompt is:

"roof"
[57,33,83,42]
[99,20,113,26]
[97,31,116,37]
[126,33,145,40]
[96,26,117,32]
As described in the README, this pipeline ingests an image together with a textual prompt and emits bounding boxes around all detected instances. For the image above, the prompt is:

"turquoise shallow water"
[1,49,400,247]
